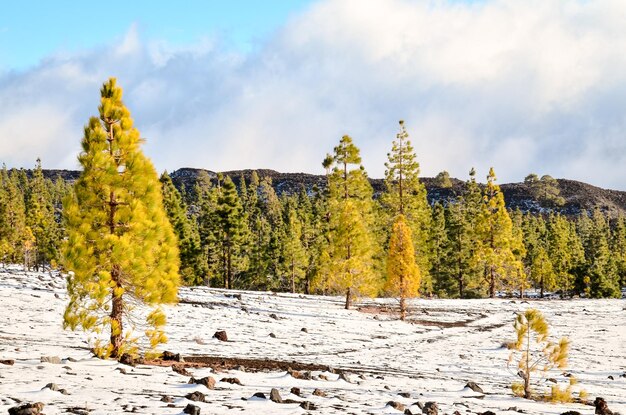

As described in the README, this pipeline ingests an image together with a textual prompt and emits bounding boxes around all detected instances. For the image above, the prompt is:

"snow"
[1,266,625,414]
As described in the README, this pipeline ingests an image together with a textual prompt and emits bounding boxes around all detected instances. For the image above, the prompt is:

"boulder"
[213,331,228,342]
[183,404,201,415]
[185,391,206,402]
[301,327,308,333]
[270,388,283,403]
[479,412,496,415]
[290,387,302,396]
[252,392,267,399]
[8,403,45,415]
[0,359,15,365]
[561,412,582,415]
[312,388,326,397]
[387,401,406,411]
[40,356,61,364]
[172,364,191,376]
[465,381,484,394]
[189,376,216,390]
[594,397,617,415]
[422,402,438,415]
[220,377,242,385]
[300,401,317,410]
[398,392,411,398]
[161,351,183,362]
[118,353,135,367]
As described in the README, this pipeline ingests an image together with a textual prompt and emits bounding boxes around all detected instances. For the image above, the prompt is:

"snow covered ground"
[0,266,625,415]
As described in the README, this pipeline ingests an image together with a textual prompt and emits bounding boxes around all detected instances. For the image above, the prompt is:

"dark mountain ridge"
[31,167,626,217]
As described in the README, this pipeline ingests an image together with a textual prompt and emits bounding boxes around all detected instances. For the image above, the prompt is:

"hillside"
[33,167,626,217]
[1,266,625,414]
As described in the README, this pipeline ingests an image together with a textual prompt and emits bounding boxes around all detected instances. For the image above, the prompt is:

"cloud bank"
[1,0,626,188]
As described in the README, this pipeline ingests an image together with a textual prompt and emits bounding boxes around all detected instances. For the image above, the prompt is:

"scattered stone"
[312,388,326,397]
[183,404,201,415]
[160,396,173,403]
[116,367,127,375]
[561,411,581,415]
[547,378,558,383]
[301,327,308,333]
[252,392,267,399]
[300,401,317,410]
[387,401,406,411]
[269,313,279,320]
[287,367,311,380]
[269,333,277,338]
[422,401,438,415]
[594,397,617,415]
[172,364,191,376]
[0,359,15,366]
[40,356,61,364]
[161,351,183,362]
[290,387,301,396]
[220,377,242,385]
[213,330,228,342]
[235,365,246,372]
[67,357,79,362]
[338,372,352,383]
[506,407,524,413]
[318,374,329,381]
[8,402,45,415]
[405,409,415,415]
[608,375,614,380]
[189,376,216,390]
[66,407,90,415]
[185,391,206,402]
[480,412,496,415]
[118,353,135,367]
[398,392,411,398]
[465,381,484,393]
[270,388,283,403]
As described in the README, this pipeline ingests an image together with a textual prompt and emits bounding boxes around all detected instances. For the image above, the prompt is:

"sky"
[1,0,626,189]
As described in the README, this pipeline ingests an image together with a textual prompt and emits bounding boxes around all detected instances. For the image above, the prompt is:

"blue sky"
[0,0,313,70]
[1,0,626,189]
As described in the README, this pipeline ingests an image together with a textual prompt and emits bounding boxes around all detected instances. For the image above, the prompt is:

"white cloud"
[1,0,626,189]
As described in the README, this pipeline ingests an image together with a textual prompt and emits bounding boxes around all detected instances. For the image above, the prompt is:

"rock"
[252,392,267,399]
[172,364,191,376]
[189,376,216,390]
[67,357,79,362]
[183,404,201,415]
[479,412,496,415]
[300,401,317,410]
[235,365,246,372]
[318,374,329,381]
[387,401,406,411]
[160,396,173,403]
[422,402,438,415]
[8,403,45,415]
[548,378,558,383]
[338,372,352,383]
[561,412,582,415]
[118,353,135,366]
[269,333,277,338]
[290,387,301,396]
[594,397,617,415]
[312,388,326,397]
[220,377,242,385]
[0,359,15,366]
[42,382,59,391]
[399,392,411,398]
[287,367,312,380]
[301,327,308,333]
[270,388,283,403]
[40,356,61,364]
[465,381,484,393]
[269,313,279,320]
[213,330,228,342]
[66,407,90,415]
[161,351,183,362]
[608,375,614,380]
[185,391,206,402]
[116,367,127,375]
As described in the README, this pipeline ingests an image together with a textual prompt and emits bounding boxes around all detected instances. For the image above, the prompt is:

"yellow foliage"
[386,214,420,298]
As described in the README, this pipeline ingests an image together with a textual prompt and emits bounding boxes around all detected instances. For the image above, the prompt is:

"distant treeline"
[1,130,625,299]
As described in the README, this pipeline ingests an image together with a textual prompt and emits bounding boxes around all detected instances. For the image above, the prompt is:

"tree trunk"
[110,265,124,358]
[344,287,352,310]
[399,296,406,321]
[540,276,544,298]
[226,246,232,290]
[291,260,296,293]
[489,267,496,298]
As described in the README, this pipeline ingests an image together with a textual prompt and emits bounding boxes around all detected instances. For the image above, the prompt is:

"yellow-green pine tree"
[475,168,524,297]
[382,120,433,293]
[62,78,180,359]
[385,214,420,320]
[322,135,378,309]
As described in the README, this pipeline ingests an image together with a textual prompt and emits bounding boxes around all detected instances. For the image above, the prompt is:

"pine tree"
[215,175,248,289]
[530,247,556,297]
[386,214,420,320]
[547,213,583,296]
[430,202,451,296]
[196,172,221,286]
[584,210,620,298]
[160,172,207,285]
[524,174,565,208]
[26,159,59,269]
[475,168,524,298]
[62,78,180,358]
[321,135,378,309]
[434,171,453,188]
[0,167,28,264]
[382,120,433,292]
[281,198,307,293]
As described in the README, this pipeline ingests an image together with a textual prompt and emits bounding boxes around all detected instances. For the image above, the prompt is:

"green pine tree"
[62,78,180,358]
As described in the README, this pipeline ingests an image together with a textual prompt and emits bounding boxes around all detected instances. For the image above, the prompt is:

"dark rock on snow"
[185,391,206,402]
[0,359,15,365]
[161,351,183,362]
[252,392,267,399]
[8,402,45,415]
[183,403,201,415]
[422,401,439,415]
[189,376,216,390]
[465,381,484,393]
[40,356,61,364]
[213,330,228,342]
[270,388,283,403]
[387,401,406,411]
[220,377,242,385]
[290,387,301,396]
[312,388,326,397]
[594,397,619,415]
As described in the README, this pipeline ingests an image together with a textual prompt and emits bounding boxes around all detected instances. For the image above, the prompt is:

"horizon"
[2,0,626,189]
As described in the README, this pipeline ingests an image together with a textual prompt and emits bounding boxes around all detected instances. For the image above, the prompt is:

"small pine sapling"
[508,309,569,399]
